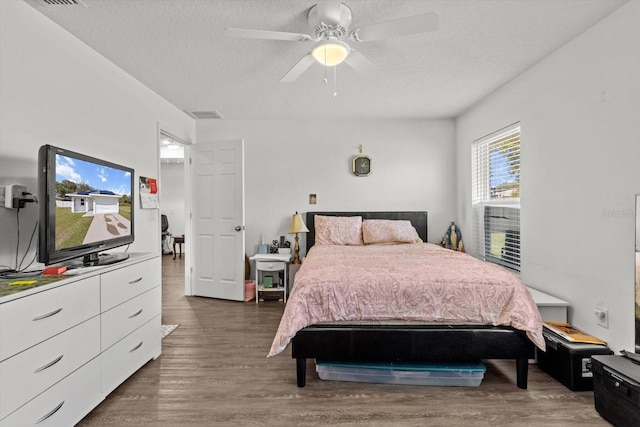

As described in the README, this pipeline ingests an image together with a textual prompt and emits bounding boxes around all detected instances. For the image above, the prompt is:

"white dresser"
[0,253,161,426]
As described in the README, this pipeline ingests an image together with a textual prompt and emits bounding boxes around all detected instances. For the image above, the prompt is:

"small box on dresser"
[592,355,640,427]
[536,330,612,391]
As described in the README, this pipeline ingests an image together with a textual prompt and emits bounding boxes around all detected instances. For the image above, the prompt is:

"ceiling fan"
[223,0,439,83]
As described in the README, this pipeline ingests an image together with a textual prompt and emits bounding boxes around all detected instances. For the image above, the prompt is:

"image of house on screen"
[67,190,120,214]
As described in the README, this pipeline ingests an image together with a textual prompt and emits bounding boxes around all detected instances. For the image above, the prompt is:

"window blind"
[472,124,521,272]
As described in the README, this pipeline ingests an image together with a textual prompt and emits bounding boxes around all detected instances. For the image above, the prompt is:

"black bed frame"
[290,211,535,389]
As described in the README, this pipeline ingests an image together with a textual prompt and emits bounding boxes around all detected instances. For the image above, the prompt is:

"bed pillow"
[314,215,364,246]
[362,219,422,245]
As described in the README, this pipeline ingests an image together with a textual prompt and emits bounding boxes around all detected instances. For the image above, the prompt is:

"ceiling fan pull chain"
[323,50,328,84]
[333,66,338,97]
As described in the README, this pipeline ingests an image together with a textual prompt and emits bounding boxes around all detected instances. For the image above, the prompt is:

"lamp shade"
[311,38,350,66]
[288,212,310,234]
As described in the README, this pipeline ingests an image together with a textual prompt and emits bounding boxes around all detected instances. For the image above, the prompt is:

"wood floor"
[78,257,610,427]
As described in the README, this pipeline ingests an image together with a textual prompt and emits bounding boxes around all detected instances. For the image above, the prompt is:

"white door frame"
[183,142,193,296]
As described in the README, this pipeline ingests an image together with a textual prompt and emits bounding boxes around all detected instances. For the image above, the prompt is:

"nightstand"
[250,254,292,304]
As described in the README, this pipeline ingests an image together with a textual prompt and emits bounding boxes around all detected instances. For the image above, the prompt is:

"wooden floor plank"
[78,257,608,426]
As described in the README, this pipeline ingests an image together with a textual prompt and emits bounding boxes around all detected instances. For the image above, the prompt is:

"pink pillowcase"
[362,219,421,245]
[314,215,364,246]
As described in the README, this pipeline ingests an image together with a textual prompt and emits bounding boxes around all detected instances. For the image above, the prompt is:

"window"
[472,123,521,272]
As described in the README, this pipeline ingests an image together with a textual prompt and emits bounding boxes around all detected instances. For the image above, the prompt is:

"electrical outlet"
[4,184,27,209]
[595,307,609,328]
[0,186,5,207]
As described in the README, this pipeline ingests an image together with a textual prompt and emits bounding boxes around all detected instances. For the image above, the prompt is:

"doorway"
[159,130,189,294]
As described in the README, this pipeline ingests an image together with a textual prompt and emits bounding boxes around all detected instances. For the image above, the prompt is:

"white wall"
[197,119,456,257]
[456,1,640,352]
[160,162,187,237]
[0,0,195,269]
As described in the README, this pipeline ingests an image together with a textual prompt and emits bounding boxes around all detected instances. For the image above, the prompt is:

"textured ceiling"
[23,0,627,120]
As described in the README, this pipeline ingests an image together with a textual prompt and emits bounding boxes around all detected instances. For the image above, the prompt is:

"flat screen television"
[38,144,134,267]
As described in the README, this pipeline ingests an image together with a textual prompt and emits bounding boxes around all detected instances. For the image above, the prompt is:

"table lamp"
[288,211,309,264]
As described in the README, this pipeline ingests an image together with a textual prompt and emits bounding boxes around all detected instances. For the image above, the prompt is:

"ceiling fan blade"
[316,0,343,27]
[351,12,439,42]
[281,53,316,83]
[344,49,376,75]
[224,28,312,42]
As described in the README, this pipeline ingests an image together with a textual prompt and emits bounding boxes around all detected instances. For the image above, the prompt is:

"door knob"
[235,225,244,232]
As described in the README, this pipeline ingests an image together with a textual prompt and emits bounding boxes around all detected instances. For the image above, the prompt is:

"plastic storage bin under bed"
[316,360,486,387]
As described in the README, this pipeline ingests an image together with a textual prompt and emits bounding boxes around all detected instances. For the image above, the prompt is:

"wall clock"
[352,155,372,177]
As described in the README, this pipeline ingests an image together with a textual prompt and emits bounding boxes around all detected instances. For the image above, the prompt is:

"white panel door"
[191,140,245,301]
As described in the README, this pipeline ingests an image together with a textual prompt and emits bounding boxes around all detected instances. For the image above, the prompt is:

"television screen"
[38,145,135,266]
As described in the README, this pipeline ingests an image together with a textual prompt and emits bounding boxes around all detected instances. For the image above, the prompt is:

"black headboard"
[305,211,428,252]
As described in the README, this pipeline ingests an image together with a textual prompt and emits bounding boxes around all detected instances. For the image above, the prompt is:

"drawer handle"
[129,309,143,318]
[35,400,65,424]
[129,277,143,284]
[130,341,143,353]
[32,308,63,321]
[34,355,64,373]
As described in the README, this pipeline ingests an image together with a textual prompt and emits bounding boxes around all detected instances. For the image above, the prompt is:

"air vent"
[183,110,224,120]
[38,0,86,6]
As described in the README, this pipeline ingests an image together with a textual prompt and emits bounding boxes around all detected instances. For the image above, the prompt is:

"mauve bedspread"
[268,243,545,356]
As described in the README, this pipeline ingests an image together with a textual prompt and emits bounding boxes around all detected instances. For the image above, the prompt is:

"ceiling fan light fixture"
[311,38,350,66]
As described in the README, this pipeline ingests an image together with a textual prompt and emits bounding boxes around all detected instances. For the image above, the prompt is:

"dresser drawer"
[0,276,100,361]
[256,261,285,272]
[0,316,100,419]
[101,257,161,311]
[0,356,101,427]
[101,286,161,350]
[101,315,161,395]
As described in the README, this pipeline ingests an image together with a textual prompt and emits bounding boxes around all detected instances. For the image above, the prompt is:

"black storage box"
[537,330,612,391]
[592,355,640,427]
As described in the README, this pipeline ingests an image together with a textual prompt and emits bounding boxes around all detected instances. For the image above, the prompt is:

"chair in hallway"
[173,235,185,259]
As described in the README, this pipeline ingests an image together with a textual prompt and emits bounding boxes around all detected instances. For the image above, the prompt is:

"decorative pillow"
[314,215,364,246]
[362,219,422,245]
